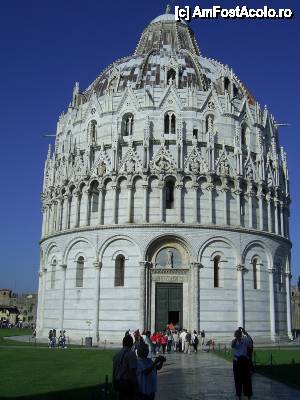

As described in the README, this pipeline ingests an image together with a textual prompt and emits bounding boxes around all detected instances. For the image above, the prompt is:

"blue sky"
[0,0,299,292]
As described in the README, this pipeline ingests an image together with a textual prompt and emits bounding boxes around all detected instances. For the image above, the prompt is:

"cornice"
[40,222,292,247]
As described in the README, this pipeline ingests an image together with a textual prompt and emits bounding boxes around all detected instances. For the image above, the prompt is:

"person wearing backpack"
[113,335,138,399]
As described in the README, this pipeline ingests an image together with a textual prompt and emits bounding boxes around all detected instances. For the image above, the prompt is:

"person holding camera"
[231,328,253,400]
[136,342,166,400]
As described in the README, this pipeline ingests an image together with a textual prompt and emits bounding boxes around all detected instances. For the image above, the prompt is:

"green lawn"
[214,347,300,390]
[0,328,32,338]
[0,328,43,347]
[0,347,117,400]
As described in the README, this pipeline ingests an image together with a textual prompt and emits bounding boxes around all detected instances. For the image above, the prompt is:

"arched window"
[224,77,230,92]
[164,112,176,134]
[167,68,176,85]
[213,256,220,288]
[206,115,214,133]
[253,258,258,290]
[241,124,247,148]
[115,255,125,287]
[50,260,57,289]
[76,256,84,287]
[122,113,134,136]
[90,120,97,145]
[165,181,175,209]
[108,76,118,93]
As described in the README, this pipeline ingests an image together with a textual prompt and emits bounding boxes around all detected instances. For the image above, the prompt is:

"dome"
[83,11,253,104]
[150,12,187,25]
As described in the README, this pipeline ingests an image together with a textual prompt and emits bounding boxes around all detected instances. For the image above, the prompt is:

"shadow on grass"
[256,364,300,390]
[0,383,117,400]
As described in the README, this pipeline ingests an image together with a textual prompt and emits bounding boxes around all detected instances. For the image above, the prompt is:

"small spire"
[166,4,171,14]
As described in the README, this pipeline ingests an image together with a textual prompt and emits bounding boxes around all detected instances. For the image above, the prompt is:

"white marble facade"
[37,11,292,343]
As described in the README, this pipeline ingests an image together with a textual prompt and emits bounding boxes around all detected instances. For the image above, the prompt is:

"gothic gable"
[184,145,208,174]
[215,147,236,176]
[119,146,143,175]
[150,145,177,174]
[90,146,111,178]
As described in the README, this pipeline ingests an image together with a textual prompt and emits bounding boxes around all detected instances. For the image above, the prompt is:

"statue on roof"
[166,4,171,14]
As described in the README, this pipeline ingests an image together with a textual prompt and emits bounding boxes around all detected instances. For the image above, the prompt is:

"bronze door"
[155,283,183,331]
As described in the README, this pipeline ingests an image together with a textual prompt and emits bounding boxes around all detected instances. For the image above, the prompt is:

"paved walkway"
[156,351,300,400]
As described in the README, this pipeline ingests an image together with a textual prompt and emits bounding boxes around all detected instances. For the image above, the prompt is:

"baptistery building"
[37,10,292,342]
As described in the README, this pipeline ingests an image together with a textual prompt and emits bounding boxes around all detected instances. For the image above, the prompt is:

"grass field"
[215,347,300,390]
[0,346,117,400]
[0,329,118,399]
[0,328,36,346]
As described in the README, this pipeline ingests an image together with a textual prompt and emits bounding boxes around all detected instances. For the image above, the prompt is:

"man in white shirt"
[180,329,187,352]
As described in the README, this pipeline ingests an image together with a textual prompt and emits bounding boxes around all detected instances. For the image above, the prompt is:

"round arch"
[242,240,272,268]
[98,234,141,262]
[198,236,238,264]
[143,233,195,263]
[62,237,96,264]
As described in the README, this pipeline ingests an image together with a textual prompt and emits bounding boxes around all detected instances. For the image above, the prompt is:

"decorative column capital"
[190,261,203,269]
[268,268,276,274]
[236,264,246,272]
[284,272,292,279]
[42,267,47,273]
[139,261,152,269]
[60,264,67,270]
[93,261,102,270]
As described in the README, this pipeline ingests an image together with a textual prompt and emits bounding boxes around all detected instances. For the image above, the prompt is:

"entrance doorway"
[155,283,183,331]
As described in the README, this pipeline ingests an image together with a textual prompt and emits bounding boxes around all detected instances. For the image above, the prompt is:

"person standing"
[113,335,138,400]
[180,329,187,352]
[192,330,199,353]
[136,343,166,400]
[200,329,205,348]
[160,333,167,354]
[231,328,253,400]
[185,331,191,354]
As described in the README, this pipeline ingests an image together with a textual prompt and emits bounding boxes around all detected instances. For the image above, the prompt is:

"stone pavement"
[156,351,300,400]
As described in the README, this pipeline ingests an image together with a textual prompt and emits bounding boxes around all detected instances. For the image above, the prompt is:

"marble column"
[247,192,253,229]
[222,187,228,226]
[42,206,47,237]
[57,197,63,231]
[192,185,198,223]
[85,189,91,226]
[112,185,118,224]
[207,187,213,224]
[64,195,70,230]
[127,184,133,223]
[139,261,147,330]
[38,268,47,332]
[158,181,164,223]
[236,264,246,328]
[52,201,57,233]
[191,262,201,332]
[274,197,279,235]
[266,194,272,233]
[235,190,242,226]
[98,188,104,225]
[93,261,102,343]
[285,271,292,339]
[258,191,264,231]
[280,202,284,237]
[142,183,148,223]
[176,184,183,223]
[268,268,276,341]
[59,264,67,331]
[73,193,80,228]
